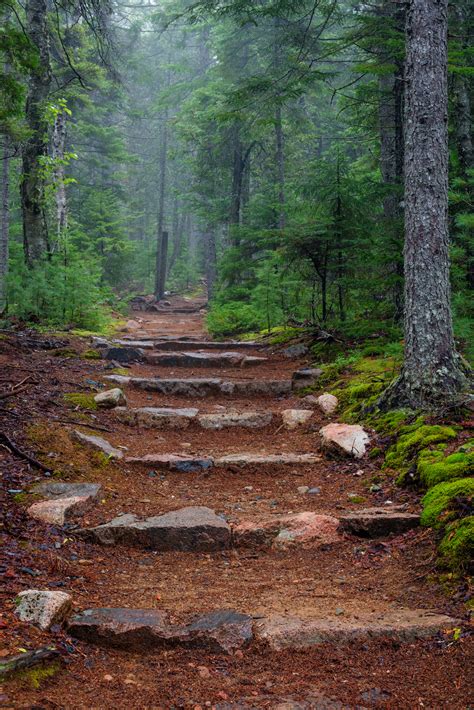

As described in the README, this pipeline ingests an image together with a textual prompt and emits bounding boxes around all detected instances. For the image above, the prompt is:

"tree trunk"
[157,230,168,299]
[230,124,244,229]
[21,0,51,266]
[154,112,168,299]
[275,102,285,230]
[205,227,217,300]
[0,138,10,312]
[52,108,68,240]
[380,0,467,410]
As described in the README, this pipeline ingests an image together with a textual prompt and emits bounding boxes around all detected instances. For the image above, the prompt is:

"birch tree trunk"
[380,0,467,410]
[0,138,10,312]
[21,0,51,265]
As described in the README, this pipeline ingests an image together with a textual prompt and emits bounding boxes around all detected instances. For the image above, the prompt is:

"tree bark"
[380,0,467,410]
[0,137,10,312]
[154,112,168,299]
[52,108,68,240]
[205,226,217,300]
[21,0,51,266]
[157,230,168,298]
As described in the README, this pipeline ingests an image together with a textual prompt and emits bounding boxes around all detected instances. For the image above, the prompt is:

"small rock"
[335,608,344,616]
[307,487,321,495]
[317,393,338,415]
[320,423,370,459]
[15,590,72,630]
[71,430,123,459]
[27,496,96,526]
[281,409,313,430]
[281,344,308,359]
[369,484,382,493]
[297,486,310,495]
[291,368,323,389]
[94,388,127,409]
[301,395,319,407]
[104,346,144,363]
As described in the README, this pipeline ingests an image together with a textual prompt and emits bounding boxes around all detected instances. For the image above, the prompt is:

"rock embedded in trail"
[233,513,341,549]
[27,495,97,526]
[145,351,267,368]
[125,453,214,472]
[220,380,292,396]
[94,388,127,409]
[31,481,101,500]
[255,609,459,650]
[15,590,72,630]
[103,346,145,363]
[77,506,231,551]
[317,393,338,415]
[281,343,309,358]
[281,409,313,430]
[68,607,252,654]
[338,507,420,537]
[198,411,273,430]
[291,368,323,389]
[116,406,199,429]
[103,374,292,398]
[71,430,124,459]
[320,423,369,459]
[214,453,321,466]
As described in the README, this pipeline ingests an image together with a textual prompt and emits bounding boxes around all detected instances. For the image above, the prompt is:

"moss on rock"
[418,447,474,489]
[384,423,457,481]
[82,348,102,360]
[420,478,474,529]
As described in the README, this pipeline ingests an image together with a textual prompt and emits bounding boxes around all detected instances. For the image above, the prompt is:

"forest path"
[3,296,470,708]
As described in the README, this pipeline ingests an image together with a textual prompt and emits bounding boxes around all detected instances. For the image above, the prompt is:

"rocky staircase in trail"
[19,301,459,662]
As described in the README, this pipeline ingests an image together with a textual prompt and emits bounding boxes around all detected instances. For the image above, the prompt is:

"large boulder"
[15,590,72,630]
[115,406,199,429]
[94,388,127,409]
[77,506,231,552]
[281,409,313,430]
[71,430,123,459]
[198,411,272,430]
[319,423,369,459]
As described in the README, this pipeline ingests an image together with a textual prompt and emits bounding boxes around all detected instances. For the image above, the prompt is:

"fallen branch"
[0,646,60,678]
[52,418,112,433]
[0,432,51,472]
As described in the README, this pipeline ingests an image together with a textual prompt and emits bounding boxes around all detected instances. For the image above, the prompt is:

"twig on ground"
[0,432,51,472]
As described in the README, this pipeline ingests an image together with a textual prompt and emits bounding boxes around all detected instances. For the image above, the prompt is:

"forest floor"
[0,296,472,709]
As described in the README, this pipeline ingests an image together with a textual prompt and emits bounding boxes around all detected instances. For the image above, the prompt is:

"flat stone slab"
[104,375,223,397]
[234,513,341,549]
[15,590,72,631]
[31,481,101,500]
[68,608,252,654]
[215,453,321,466]
[71,430,123,459]
[338,507,420,537]
[77,506,231,551]
[125,454,214,472]
[281,409,313,430]
[27,496,96,526]
[255,610,458,650]
[148,340,264,351]
[103,346,145,363]
[320,423,370,459]
[113,339,155,349]
[116,406,199,429]
[145,351,267,368]
[103,375,291,398]
[198,411,273,430]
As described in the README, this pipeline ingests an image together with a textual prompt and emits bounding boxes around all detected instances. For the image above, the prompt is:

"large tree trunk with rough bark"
[380,0,467,411]
[0,137,10,312]
[21,0,51,266]
[52,108,68,240]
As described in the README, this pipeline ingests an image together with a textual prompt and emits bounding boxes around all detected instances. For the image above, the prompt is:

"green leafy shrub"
[207,302,261,337]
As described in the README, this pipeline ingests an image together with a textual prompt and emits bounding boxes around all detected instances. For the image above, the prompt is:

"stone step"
[104,375,292,397]
[77,506,231,551]
[116,407,273,430]
[27,481,101,526]
[118,339,264,351]
[255,610,457,650]
[71,430,123,459]
[145,351,267,368]
[338,507,420,537]
[124,452,321,468]
[67,607,457,654]
[68,608,253,654]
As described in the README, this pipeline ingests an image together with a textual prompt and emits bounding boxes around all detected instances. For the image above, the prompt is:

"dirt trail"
[1,296,471,709]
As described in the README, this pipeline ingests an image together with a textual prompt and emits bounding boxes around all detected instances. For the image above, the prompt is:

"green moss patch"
[438,516,474,571]
[418,445,474,488]
[52,347,77,358]
[82,348,102,360]
[420,478,474,529]
[64,392,97,410]
[384,423,457,483]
